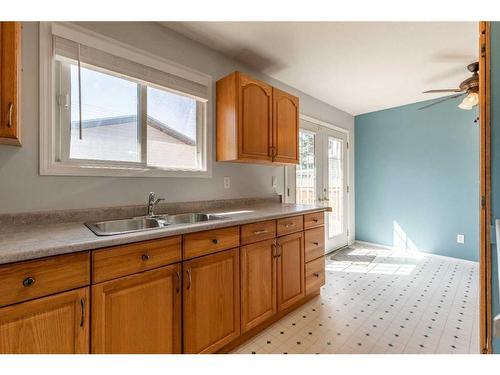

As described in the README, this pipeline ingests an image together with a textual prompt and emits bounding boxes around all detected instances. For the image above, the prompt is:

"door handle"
[175,271,181,294]
[186,269,192,290]
[272,243,277,258]
[80,298,85,327]
[7,103,13,128]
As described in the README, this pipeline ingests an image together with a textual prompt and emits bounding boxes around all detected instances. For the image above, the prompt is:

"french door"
[291,118,349,252]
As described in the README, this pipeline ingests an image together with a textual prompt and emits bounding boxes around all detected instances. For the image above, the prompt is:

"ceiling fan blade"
[418,93,465,110]
[422,89,463,93]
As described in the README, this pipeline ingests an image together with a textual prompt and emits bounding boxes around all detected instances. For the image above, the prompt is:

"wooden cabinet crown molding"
[0,22,21,146]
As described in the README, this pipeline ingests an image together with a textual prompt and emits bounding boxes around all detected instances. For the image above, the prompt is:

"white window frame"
[40,22,213,178]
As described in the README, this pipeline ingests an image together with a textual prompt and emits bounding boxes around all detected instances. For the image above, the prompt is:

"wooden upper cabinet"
[0,287,89,354]
[277,232,305,311]
[91,265,181,354]
[0,22,21,146]
[240,239,277,333]
[216,71,299,164]
[183,248,240,353]
[273,88,299,163]
[239,73,273,162]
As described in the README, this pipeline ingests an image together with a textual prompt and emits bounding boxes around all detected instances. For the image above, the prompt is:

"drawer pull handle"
[313,218,319,223]
[211,238,219,244]
[141,253,150,261]
[313,272,320,278]
[80,299,85,327]
[22,277,35,287]
[313,241,320,246]
[7,102,13,128]
[284,222,295,228]
[253,229,268,235]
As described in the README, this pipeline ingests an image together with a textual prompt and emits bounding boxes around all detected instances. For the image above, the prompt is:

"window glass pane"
[296,130,316,205]
[69,65,140,162]
[147,86,199,170]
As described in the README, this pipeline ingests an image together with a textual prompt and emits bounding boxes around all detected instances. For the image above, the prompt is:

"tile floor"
[232,242,479,354]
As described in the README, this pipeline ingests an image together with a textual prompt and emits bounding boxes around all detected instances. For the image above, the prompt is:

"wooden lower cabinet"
[91,264,181,354]
[0,287,89,354]
[277,232,305,311]
[183,248,240,353]
[240,239,277,333]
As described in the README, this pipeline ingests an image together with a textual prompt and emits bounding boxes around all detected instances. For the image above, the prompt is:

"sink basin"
[85,213,227,236]
[85,216,169,236]
[164,213,227,225]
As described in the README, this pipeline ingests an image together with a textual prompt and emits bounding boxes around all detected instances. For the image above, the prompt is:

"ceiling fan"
[419,61,479,110]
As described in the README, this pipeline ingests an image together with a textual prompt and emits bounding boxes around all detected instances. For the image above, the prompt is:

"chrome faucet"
[147,192,165,217]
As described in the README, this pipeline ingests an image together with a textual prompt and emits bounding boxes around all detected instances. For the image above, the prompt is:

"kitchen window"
[40,23,211,177]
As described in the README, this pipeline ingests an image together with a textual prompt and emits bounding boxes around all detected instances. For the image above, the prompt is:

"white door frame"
[284,114,351,252]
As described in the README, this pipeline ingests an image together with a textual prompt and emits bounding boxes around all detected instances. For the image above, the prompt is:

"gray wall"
[0,22,354,216]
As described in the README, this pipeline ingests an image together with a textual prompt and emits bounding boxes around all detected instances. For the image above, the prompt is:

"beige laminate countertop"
[0,203,327,265]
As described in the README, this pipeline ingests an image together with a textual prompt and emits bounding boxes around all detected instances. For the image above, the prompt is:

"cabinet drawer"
[240,220,276,245]
[304,226,325,263]
[304,211,324,229]
[183,226,240,260]
[92,236,181,284]
[305,256,325,296]
[0,252,90,307]
[276,215,303,236]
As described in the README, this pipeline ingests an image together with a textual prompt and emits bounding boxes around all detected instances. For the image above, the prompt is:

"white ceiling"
[163,22,478,115]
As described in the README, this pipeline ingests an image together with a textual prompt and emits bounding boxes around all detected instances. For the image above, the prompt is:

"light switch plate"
[223,176,230,189]
[457,234,465,244]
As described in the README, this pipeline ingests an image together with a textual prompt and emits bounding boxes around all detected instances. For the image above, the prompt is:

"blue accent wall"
[355,97,479,262]
[490,22,500,354]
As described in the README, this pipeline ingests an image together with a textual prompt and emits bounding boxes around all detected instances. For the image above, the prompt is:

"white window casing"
[40,22,213,178]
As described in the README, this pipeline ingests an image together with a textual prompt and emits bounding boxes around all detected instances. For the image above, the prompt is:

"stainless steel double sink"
[85,213,227,236]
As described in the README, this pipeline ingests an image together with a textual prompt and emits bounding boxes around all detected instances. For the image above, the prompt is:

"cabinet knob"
[22,277,35,287]
[313,272,320,278]
[313,241,320,246]
[212,238,219,244]
[141,253,150,261]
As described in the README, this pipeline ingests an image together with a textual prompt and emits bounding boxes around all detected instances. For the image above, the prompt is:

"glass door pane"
[296,129,316,205]
[327,136,344,238]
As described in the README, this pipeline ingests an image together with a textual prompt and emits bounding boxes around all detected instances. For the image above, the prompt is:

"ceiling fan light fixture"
[458,92,479,110]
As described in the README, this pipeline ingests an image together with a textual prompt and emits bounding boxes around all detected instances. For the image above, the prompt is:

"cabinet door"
[0,287,89,354]
[277,232,305,311]
[240,239,277,333]
[183,248,240,353]
[273,88,299,164]
[238,73,273,162]
[92,264,181,354]
[0,22,21,145]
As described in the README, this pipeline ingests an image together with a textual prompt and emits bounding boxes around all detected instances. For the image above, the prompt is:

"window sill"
[40,160,212,178]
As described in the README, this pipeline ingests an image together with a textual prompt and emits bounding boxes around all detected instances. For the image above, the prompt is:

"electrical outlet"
[457,234,465,244]
[272,176,278,188]
[223,176,230,189]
